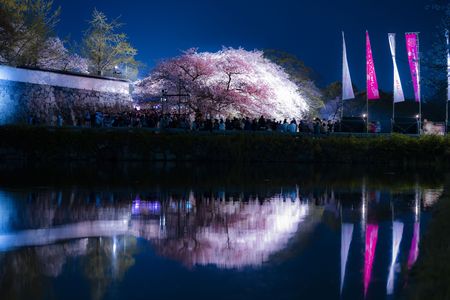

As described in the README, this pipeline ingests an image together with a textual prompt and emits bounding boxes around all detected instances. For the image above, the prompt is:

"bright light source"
[362,114,367,118]
[112,236,118,257]
[415,114,420,119]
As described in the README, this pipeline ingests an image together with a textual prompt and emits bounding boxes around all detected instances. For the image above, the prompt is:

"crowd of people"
[30,108,344,134]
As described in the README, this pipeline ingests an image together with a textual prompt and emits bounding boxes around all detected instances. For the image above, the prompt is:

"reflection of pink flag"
[364,224,378,297]
[366,31,380,100]
[405,33,421,102]
[408,221,420,269]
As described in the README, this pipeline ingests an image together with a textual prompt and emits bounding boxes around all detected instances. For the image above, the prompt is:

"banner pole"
[366,95,369,133]
[418,32,422,135]
[446,30,449,134]
[446,101,448,133]
[392,100,395,134]
[419,100,422,135]
[366,31,368,133]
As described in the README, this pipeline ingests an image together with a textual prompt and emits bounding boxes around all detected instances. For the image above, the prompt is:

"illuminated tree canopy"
[37,37,89,73]
[135,48,322,119]
[82,9,138,78]
[0,0,60,67]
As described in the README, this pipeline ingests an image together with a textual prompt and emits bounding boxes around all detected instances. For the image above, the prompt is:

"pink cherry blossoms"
[135,48,319,119]
[37,37,89,74]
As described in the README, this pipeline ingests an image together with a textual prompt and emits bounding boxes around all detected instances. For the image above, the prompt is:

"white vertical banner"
[388,34,405,103]
[342,32,355,100]
[446,29,450,101]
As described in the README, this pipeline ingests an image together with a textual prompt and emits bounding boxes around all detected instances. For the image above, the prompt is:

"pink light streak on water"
[408,221,420,269]
[364,224,379,297]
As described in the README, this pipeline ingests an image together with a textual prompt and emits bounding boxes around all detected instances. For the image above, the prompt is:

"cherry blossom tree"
[37,37,89,73]
[135,48,320,119]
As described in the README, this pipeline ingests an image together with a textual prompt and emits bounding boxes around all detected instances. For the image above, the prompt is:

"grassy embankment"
[0,126,449,165]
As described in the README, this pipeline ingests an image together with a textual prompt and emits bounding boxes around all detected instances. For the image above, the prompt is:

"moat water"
[0,163,446,300]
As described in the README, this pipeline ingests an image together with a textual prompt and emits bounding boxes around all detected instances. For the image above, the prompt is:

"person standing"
[288,119,297,133]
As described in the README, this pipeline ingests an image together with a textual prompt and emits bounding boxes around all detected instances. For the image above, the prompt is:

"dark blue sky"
[53,0,441,97]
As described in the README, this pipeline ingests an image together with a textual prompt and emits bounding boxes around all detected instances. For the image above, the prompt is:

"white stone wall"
[0,65,133,125]
[0,65,130,95]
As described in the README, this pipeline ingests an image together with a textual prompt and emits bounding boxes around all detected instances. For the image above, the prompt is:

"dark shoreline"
[0,160,445,188]
[0,126,449,166]
[409,191,450,300]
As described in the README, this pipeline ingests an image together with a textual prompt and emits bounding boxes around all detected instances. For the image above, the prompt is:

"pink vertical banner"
[405,33,421,102]
[364,224,378,297]
[366,31,380,100]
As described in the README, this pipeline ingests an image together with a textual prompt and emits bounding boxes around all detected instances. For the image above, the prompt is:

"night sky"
[53,0,441,97]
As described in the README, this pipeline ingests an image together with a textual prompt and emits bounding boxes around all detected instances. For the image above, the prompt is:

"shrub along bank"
[0,126,450,165]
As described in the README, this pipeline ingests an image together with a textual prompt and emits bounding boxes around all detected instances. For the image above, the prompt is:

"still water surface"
[0,164,446,300]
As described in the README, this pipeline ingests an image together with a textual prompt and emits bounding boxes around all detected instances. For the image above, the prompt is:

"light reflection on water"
[0,170,445,300]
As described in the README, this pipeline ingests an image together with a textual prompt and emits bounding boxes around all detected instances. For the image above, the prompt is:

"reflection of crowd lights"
[361,197,367,231]
[0,192,14,234]
[186,201,192,212]
[414,197,420,218]
[131,200,161,215]
[423,189,443,208]
[113,236,117,256]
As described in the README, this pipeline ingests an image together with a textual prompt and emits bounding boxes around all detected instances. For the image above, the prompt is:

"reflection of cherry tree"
[135,48,315,119]
[153,196,310,269]
[0,188,320,270]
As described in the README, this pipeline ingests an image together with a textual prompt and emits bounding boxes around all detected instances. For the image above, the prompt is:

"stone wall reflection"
[0,188,323,268]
